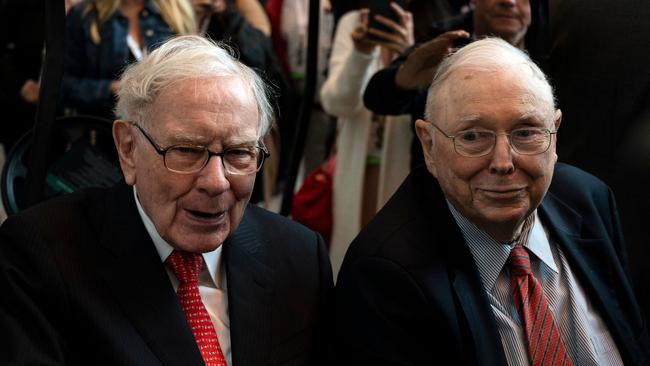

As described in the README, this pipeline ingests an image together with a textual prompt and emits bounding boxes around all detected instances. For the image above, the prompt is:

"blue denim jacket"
[61,0,175,118]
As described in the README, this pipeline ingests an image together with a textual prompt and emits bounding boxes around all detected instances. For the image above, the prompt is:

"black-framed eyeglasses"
[130,122,270,175]
[428,122,557,157]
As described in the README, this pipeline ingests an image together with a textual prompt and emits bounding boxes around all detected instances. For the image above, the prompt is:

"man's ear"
[415,119,438,177]
[554,109,562,130]
[112,120,137,185]
[551,109,562,164]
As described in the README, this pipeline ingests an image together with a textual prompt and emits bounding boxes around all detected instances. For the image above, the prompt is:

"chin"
[168,229,230,253]
[477,205,530,227]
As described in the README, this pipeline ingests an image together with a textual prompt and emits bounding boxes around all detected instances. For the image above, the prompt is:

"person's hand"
[351,9,377,54]
[395,30,470,90]
[366,2,414,56]
[20,79,39,104]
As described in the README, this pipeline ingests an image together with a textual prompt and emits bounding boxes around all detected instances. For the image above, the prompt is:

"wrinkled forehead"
[431,66,555,125]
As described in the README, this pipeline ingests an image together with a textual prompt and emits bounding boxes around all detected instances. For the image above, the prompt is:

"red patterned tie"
[167,250,227,366]
[508,216,572,366]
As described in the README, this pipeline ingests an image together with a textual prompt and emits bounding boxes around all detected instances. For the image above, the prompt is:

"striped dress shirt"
[448,203,623,365]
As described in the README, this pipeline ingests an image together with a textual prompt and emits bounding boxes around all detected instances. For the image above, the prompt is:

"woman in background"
[320,3,414,278]
[61,0,195,118]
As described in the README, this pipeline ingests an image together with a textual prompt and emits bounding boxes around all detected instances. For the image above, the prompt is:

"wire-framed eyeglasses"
[130,122,269,175]
[428,122,557,157]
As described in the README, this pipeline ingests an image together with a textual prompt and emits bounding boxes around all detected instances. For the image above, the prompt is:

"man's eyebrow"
[518,110,548,124]
[164,131,210,145]
[458,114,482,123]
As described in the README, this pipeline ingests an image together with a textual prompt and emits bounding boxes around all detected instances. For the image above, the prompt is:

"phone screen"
[363,0,405,41]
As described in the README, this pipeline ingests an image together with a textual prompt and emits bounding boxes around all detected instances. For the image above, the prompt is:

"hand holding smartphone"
[363,0,406,42]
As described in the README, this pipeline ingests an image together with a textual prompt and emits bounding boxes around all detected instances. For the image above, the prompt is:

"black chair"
[1,115,122,215]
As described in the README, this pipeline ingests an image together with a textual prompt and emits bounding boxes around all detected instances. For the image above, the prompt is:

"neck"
[481,216,528,243]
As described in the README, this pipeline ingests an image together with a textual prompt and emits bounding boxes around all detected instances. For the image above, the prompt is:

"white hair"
[425,37,556,124]
[115,35,273,138]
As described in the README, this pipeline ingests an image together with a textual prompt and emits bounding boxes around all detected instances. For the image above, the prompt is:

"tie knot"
[166,250,203,284]
[508,245,532,276]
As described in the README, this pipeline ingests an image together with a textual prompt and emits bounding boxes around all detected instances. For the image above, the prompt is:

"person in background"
[363,0,548,168]
[60,0,195,119]
[194,0,271,36]
[0,35,332,366]
[320,3,413,278]
[333,38,649,365]
[194,0,297,201]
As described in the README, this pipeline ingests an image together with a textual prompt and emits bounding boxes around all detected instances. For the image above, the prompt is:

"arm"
[319,11,378,119]
[60,6,114,110]
[0,216,70,365]
[234,0,271,36]
[363,29,469,116]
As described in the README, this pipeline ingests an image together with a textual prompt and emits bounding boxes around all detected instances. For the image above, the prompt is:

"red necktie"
[167,250,227,366]
[508,216,572,366]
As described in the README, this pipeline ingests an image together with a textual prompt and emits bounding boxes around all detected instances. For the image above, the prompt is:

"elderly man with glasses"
[333,38,649,365]
[0,35,332,366]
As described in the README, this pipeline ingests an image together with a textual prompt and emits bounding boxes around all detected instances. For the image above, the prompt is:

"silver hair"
[424,37,556,124]
[115,35,273,139]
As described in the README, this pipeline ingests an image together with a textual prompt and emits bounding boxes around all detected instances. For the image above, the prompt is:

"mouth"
[492,13,519,21]
[186,209,226,223]
[478,187,526,199]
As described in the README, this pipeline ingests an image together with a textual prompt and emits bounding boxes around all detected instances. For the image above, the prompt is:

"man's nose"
[196,155,230,195]
[488,135,515,175]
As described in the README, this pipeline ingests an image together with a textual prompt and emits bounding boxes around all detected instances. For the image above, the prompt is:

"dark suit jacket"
[0,182,333,365]
[333,163,649,365]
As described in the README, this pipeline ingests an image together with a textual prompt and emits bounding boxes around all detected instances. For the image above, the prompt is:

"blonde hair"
[86,0,196,44]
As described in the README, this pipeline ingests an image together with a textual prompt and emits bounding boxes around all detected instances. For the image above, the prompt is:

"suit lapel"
[224,208,275,366]
[95,183,203,365]
[446,238,508,366]
[539,191,638,361]
[416,170,507,365]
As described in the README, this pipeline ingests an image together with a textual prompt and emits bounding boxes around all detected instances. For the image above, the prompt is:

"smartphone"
[362,0,406,41]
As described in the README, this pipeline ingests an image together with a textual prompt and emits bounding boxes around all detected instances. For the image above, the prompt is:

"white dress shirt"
[133,187,232,366]
[448,202,622,365]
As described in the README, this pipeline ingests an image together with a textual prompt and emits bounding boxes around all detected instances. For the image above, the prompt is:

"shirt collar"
[447,202,557,292]
[132,186,224,288]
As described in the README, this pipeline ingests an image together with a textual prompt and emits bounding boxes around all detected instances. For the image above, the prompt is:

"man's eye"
[459,131,490,142]
[226,148,255,158]
[512,128,543,139]
[172,146,205,156]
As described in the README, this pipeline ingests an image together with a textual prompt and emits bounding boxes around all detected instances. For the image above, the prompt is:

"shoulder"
[239,204,328,260]
[0,185,128,248]
[3,188,105,230]
[243,204,320,240]
[549,162,612,205]
[341,166,459,272]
